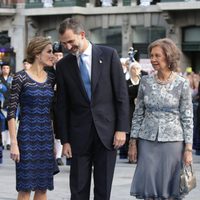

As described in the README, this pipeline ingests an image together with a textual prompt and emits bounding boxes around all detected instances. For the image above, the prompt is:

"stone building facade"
[0,0,200,72]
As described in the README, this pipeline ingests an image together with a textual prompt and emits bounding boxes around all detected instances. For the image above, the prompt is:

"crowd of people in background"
[184,69,200,155]
[0,64,14,163]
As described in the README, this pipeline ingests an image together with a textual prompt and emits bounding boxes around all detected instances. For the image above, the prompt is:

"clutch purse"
[53,159,60,175]
[180,164,197,195]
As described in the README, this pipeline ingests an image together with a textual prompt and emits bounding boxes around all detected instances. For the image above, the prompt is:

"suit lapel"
[91,45,103,94]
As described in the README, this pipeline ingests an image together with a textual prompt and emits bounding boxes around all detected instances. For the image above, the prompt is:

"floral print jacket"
[130,73,193,144]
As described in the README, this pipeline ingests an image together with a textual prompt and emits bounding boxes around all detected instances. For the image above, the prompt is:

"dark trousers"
[70,123,117,200]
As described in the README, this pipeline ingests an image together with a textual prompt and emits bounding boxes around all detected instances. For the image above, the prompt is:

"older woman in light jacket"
[128,38,193,200]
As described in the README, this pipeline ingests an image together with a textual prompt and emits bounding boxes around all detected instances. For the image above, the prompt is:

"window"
[183,27,200,43]
[90,27,122,56]
[132,26,165,58]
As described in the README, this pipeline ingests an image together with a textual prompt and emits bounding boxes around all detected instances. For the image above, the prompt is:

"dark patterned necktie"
[79,55,91,100]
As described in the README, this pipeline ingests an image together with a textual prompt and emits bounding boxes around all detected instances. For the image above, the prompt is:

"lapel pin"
[99,60,102,64]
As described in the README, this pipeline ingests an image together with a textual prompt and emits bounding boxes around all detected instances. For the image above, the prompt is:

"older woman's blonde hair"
[148,38,181,71]
[26,36,52,64]
[129,61,141,73]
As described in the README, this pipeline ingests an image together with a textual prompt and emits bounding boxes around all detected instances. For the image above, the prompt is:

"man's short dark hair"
[58,18,84,35]
[1,63,10,69]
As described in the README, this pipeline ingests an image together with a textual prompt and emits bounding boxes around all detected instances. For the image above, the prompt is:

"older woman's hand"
[183,149,193,166]
[128,139,137,163]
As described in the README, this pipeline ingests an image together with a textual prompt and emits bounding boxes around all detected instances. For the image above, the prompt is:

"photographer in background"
[52,41,65,166]
[23,59,32,70]
[0,64,13,152]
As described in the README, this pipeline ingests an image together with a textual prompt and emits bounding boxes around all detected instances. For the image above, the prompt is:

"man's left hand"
[113,131,126,149]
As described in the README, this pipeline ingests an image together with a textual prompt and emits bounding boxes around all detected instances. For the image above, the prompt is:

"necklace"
[130,77,140,85]
[155,71,174,85]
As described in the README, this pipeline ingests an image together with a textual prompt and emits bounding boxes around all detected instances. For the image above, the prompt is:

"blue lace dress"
[8,70,57,191]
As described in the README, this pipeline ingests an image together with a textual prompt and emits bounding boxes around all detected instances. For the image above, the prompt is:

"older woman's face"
[130,66,141,77]
[150,46,168,71]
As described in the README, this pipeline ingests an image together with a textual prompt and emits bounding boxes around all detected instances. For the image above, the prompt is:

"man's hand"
[63,143,72,158]
[113,131,126,149]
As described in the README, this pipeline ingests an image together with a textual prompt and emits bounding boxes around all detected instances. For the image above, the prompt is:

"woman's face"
[38,44,54,67]
[54,52,63,63]
[150,46,169,72]
[130,66,141,77]
[1,65,10,76]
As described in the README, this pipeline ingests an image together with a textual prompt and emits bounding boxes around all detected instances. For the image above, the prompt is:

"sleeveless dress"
[7,70,57,191]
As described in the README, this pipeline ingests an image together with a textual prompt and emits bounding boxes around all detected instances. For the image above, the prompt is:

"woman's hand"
[183,144,193,166]
[183,149,193,166]
[128,139,137,163]
[10,143,20,163]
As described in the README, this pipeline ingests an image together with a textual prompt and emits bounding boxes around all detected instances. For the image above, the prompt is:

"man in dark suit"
[56,18,129,200]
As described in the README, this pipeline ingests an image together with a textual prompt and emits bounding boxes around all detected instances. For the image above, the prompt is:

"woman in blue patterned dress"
[128,38,193,200]
[8,36,58,200]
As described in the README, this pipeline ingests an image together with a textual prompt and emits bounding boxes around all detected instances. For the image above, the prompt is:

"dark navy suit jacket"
[55,44,129,154]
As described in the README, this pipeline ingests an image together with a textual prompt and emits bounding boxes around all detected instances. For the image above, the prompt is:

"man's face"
[54,52,63,63]
[59,29,84,55]
[23,61,31,70]
[2,65,10,75]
